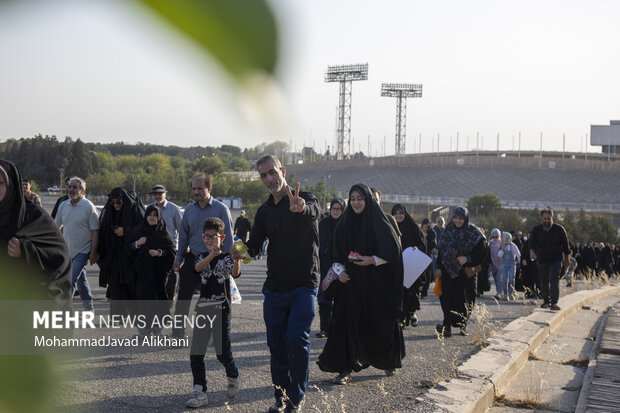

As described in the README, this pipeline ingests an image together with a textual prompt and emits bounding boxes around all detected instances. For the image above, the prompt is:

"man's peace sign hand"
[287,182,306,213]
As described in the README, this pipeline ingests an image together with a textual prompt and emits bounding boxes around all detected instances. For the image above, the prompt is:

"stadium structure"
[286,151,620,222]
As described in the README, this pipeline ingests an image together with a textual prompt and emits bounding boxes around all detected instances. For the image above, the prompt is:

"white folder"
[402,247,432,288]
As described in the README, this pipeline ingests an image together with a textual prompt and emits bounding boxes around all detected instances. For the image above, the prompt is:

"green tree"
[467,193,501,217]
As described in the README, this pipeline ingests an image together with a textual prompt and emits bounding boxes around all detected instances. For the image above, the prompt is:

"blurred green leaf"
[138,0,279,80]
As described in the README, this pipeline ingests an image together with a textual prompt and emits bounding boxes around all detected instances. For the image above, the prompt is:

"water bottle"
[233,236,251,264]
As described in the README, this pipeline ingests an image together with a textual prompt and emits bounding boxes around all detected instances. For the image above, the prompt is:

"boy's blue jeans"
[263,286,317,406]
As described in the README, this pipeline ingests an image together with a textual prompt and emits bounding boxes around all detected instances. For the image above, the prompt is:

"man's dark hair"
[540,208,554,217]
[256,155,282,171]
[192,172,213,190]
[203,217,225,234]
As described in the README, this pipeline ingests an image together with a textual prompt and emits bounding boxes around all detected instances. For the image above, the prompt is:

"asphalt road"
[51,258,558,413]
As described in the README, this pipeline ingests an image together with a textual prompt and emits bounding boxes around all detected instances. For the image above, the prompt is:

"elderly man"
[172,173,233,339]
[231,155,320,413]
[149,184,183,306]
[54,177,99,311]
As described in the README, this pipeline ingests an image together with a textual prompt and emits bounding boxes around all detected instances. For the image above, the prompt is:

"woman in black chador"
[391,203,426,327]
[127,205,175,336]
[317,183,405,385]
[316,197,346,338]
[435,206,487,337]
[0,159,71,302]
[98,187,144,315]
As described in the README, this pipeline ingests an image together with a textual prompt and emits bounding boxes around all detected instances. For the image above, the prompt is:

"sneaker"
[332,372,351,385]
[186,386,208,408]
[410,315,419,327]
[227,376,240,399]
[540,302,549,309]
[493,295,501,300]
[385,369,396,377]
[529,298,537,305]
[550,304,561,311]
[460,326,469,336]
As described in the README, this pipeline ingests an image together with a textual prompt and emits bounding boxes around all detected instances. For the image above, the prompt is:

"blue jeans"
[501,262,516,297]
[263,286,317,406]
[491,264,503,296]
[71,252,93,310]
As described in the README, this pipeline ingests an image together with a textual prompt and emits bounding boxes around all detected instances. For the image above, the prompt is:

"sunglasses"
[110,199,122,206]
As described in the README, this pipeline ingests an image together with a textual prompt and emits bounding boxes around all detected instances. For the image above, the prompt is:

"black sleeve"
[246,206,267,257]
[467,238,489,267]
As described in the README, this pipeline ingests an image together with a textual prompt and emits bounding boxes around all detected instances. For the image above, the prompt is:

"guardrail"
[375,193,620,213]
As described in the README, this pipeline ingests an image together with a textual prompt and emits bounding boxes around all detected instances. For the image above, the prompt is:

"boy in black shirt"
[186,217,240,408]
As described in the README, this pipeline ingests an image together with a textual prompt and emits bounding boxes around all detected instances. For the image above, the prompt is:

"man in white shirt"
[55,177,100,311]
[149,184,183,306]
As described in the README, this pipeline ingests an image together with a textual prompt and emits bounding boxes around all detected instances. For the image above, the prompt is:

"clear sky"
[1,0,619,156]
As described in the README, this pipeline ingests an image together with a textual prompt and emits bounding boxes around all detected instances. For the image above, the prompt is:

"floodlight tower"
[325,63,368,160]
[381,83,422,156]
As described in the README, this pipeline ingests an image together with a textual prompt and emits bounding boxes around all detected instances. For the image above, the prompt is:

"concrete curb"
[574,307,610,413]
[414,284,620,413]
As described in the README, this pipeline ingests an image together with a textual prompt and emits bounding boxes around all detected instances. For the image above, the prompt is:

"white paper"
[402,247,432,288]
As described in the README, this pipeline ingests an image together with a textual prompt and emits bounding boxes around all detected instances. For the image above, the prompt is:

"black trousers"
[439,272,467,330]
[173,251,201,337]
[165,267,178,309]
[190,304,238,391]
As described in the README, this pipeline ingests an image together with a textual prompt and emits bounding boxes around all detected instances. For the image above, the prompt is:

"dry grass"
[494,394,551,410]
[562,358,589,368]
[468,302,498,347]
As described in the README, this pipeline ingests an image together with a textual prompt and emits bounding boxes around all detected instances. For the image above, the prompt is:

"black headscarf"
[98,187,144,288]
[391,203,427,253]
[319,198,346,278]
[127,205,175,301]
[129,205,174,251]
[0,159,71,302]
[319,183,404,372]
[437,206,484,279]
[98,187,144,258]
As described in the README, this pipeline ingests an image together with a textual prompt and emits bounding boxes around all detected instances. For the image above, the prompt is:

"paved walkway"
[51,259,619,413]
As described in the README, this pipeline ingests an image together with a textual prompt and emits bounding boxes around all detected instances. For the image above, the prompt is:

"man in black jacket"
[231,155,320,413]
[528,208,570,311]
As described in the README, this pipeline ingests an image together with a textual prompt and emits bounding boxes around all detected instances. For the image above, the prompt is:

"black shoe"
[332,372,351,385]
[550,304,561,311]
[315,330,328,338]
[435,324,451,338]
[410,315,418,327]
[385,369,396,377]
[421,291,428,298]
[540,303,549,309]
[268,400,286,413]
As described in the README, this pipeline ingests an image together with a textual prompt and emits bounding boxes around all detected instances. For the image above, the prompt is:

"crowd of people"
[2,154,618,412]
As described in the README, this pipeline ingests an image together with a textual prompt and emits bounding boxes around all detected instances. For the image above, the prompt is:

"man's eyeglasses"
[202,233,222,240]
[110,199,122,206]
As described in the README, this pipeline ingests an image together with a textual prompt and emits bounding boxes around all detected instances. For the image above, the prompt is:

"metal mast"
[380,83,422,156]
[325,63,368,160]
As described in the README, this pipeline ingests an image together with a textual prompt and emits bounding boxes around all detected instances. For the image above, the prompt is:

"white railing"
[375,194,620,213]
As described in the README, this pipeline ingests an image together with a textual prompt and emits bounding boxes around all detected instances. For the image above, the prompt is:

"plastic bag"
[434,274,442,297]
[230,277,242,304]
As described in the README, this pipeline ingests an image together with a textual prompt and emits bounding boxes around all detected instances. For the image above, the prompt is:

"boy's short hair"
[203,217,225,234]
